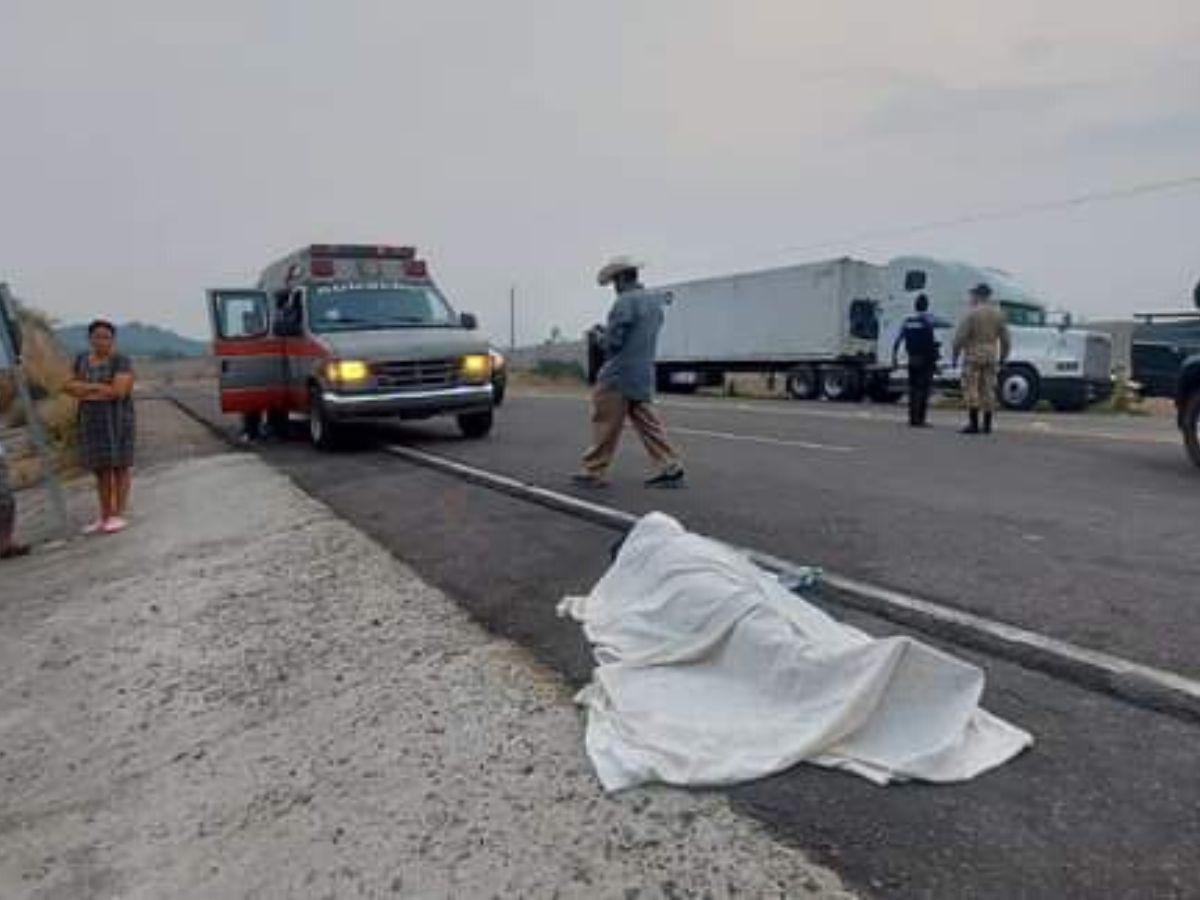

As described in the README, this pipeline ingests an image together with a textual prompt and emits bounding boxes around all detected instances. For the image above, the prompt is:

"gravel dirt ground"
[0,399,854,899]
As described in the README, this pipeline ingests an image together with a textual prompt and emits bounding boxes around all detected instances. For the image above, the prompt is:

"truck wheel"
[866,372,903,404]
[821,366,863,402]
[308,387,340,450]
[785,366,819,400]
[999,366,1040,411]
[1183,391,1200,469]
[458,410,494,439]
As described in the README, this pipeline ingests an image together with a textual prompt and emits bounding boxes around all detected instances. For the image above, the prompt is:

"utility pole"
[0,284,70,540]
[509,285,516,353]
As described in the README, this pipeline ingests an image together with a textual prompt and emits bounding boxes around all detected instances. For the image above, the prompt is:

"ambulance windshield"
[308,282,457,332]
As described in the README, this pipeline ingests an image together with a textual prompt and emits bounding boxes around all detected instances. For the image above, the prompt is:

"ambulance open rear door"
[206,289,287,414]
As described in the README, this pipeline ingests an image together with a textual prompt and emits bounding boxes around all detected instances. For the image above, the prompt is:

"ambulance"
[207,244,495,448]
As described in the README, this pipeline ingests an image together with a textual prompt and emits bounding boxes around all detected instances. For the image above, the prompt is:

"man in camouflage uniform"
[952,282,1011,435]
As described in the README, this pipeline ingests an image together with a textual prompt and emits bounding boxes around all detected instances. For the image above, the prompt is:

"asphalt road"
[167,386,1200,899]
[385,390,1200,680]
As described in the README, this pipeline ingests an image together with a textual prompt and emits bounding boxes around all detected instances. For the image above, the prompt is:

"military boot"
[960,409,980,435]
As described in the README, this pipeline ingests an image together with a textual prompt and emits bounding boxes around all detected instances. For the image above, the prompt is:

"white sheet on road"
[558,513,1033,791]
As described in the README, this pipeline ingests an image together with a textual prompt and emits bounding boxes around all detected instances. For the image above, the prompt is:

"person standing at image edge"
[574,257,685,488]
[892,293,943,428]
[64,320,136,533]
[952,283,1011,434]
[0,434,30,559]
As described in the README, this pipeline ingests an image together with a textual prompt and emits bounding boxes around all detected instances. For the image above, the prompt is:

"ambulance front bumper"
[321,384,494,420]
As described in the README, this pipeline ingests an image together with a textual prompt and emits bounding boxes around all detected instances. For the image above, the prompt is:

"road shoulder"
[0,406,853,898]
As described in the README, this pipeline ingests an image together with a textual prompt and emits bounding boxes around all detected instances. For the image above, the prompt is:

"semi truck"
[651,256,1113,411]
[206,244,496,449]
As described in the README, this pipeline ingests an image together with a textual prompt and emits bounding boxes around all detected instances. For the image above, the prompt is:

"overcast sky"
[2,1,1198,343]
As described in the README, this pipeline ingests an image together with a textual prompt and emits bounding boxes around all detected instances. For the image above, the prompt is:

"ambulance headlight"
[460,354,493,383]
[325,359,370,383]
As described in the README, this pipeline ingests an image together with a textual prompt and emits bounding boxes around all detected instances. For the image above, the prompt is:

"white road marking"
[384,441,1200,723]
[671,425,856,453]
[518,389,1180,446]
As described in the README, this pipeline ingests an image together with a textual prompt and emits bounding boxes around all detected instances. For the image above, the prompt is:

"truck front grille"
[1085,335,1112,381]
[372,358,458,390]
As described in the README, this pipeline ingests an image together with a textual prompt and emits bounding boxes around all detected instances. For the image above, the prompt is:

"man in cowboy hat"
[573,257,685,488]
[952,282,1011,434]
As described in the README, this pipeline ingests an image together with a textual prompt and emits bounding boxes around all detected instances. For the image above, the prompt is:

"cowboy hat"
[596,256,642,286]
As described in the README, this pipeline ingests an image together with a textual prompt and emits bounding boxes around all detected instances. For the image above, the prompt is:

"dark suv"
[1178,353,1200,469]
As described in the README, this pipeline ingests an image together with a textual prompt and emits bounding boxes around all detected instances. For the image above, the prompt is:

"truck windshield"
[1000,302,1047,327]
[308,282,457,332]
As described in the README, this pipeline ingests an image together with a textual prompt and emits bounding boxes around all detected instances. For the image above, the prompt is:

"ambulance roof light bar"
[308,244,416,261]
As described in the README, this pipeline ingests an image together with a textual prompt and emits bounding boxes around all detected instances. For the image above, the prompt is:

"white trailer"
[655,258,890,401]
[652,255,1113,410]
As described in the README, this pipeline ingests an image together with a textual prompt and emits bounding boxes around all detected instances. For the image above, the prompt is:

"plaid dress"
[75,353,136,470]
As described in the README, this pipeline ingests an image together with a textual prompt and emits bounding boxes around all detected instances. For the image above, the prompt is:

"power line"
[768,174,1200,259]
[663,174,1200,275]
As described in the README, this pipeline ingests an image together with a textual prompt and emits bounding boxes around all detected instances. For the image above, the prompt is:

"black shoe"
[645,466,686,489]
[960,425,980,434]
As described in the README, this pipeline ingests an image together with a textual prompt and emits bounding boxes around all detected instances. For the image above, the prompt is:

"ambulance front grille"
[372,358,458,390]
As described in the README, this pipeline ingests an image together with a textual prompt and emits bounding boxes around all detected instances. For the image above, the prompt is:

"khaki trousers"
[581,388,679,476]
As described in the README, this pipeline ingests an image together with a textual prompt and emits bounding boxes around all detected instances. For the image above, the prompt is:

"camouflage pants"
[962,359,999,412]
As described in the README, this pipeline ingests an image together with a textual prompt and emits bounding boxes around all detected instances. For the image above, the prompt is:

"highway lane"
[162,386,1200,900]
[377,390,1200,680]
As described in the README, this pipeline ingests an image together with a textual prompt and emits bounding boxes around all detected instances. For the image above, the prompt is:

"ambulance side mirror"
[460,312,479,331]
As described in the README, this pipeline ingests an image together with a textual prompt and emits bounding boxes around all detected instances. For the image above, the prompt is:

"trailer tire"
[785,366,820,401]
[308,386,340,451]
[998,365,1040,411]
[821,366,863,402]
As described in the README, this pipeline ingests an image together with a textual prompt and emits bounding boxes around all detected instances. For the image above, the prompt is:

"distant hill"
[56,322,207,359]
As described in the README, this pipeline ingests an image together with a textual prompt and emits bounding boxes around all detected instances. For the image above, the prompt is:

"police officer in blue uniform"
[892,294,943,427]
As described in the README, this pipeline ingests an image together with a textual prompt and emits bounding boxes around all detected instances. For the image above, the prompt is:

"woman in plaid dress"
[64,320,136,534]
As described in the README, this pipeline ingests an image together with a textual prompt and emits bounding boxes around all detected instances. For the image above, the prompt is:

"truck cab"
[207,244,495,448]
[879,256,1112,411]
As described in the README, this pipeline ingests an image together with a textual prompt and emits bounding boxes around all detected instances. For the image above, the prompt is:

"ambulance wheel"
[267,410,291,438]
[308,387,340,450]
[458,410,494,439]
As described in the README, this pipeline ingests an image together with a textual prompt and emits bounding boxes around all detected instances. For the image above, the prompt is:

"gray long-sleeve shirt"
[596,287,668,402]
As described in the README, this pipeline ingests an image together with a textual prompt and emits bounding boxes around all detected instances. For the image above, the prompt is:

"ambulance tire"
[458,410,494,439]
[308,387,340,451]
[267,410,291,439]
